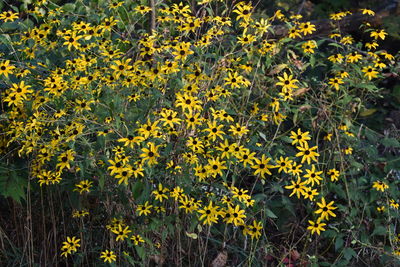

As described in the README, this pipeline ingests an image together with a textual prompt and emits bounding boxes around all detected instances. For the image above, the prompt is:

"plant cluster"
[0,0,399,266]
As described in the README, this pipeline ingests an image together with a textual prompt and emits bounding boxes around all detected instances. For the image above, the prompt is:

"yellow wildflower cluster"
[0,0,398,264]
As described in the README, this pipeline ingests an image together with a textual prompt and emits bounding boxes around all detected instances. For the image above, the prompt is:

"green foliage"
[0,0,399,266]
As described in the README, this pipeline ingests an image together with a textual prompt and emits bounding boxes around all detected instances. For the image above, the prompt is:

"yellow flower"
[303,165,323,186]
[328,53,344,64]
[137,201,153,216]
[237,33,256,45]
[362,66,379,80]
[198,201,221,225]
[152,183,169,202]
[179,196,201,213]
[159,109,182,128]
[290,128,311,147]
[206,157,227,178]
[0,60,16,78]
[61,236,80,255]
[389,199,399,209]
[275,156,293,173]
[172,42,194,61]
[203,121,225,141]
[223,205,246,226]
[114,167,134,185]
[289,162,303,177]
[63,32,82,50]
[337,70,349,78]
[170,186,184,201]
[365,42,379,50]
[72,209,89,218]
[138,119,160,139]
[315,197,337,221]
[231,187,251,202]
[178,17,202,33]
[285,177,307,198]
[140,142,161,166]
[296,143,319,165]
[370,29,387,40]
[330,12,348,21]
[346,52,362,63]
[360,8,375,16]
[276,72,299,91]
[57,150,75,172]
[130,234,145,245]
[229,123,249,137]
[303,187,319,201]
[224,71,248,89]
[134,5,152,14]
[328,77,344,90]
[327,168,340,182]
[74,180,93,194]
[110,58,132,78]
[324,133,333,141]
[111,224,132,242]
[343,147,353,155]
[288,27,301,39]
[252,155,274,178]
[100,250,117,263]
[175,92,202,113]
[233,2,253,22]
[302,40,317,54]
[307,218,326,235]
[377,206,385,212]
[372,181,389,192]
[340,36,354,44]
[298,22,316,35]
[246,220,263,239]
[0,11,19,22]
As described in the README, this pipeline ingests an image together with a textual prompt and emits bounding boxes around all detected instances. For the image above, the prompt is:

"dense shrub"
[0,0,399,266]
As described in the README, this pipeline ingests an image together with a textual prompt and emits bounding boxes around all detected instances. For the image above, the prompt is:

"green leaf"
[372,225,387,236]
[135,246,146,260]
[0,34,12,45]
[131,181,144,200]
[259,132,267,141]
[335,236,344,251]
[359,108,377,117]
[343,247,357,261]
[62,3,75,12]
[265,208,278,218]
[185,232,198,239]
[328,42,343,48]
[310,55,316,67]
[0,169,27,203]
[1,22,19,32]
[280,136,292,144]
[364,129,378,143]
[118,6,130,23]
[98,173,105,190]
[381,137,400,148]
